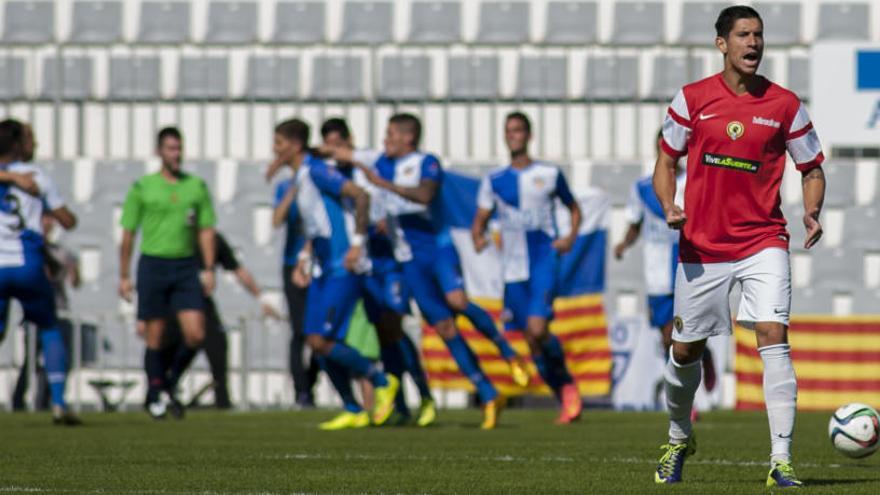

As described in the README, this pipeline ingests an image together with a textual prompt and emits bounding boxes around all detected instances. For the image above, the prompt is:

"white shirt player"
[0,162,65,267]
[624,171,686,296]
[476,162,574,283]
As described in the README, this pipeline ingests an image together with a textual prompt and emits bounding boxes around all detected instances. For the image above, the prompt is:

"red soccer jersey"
[661,73,825,263]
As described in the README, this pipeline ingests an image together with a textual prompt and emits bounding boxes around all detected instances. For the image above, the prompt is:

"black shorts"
[136,255,204,320]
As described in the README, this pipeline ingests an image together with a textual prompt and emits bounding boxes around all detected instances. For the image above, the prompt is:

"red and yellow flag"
[422,294,612,397]
[736,316,880,411]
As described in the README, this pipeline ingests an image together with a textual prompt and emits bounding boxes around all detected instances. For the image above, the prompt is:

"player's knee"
[525,318,547,342]
[754,322,788,347]
[307,334,331,355]
[670,342,703,365]
[434,319,457,340]
[445,291,468,312]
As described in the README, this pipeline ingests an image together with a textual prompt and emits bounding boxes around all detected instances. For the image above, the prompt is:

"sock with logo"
[760,344,797,465]
[664,348,702,444]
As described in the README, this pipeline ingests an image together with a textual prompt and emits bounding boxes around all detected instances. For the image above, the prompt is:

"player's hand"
[355,163,389,189]
[135,320,147,339]
[552,236,575,254]
[473,234,489,253]
[200,270,216,295]
[613,242,627,260]
[665,205,687,230]
[118,276,133,302]
[343,245,363,272]
[803,212,823,249]
[375,219,389,235]
[260,302,282,320]
[13,172,39,196]
[292,259,312,288]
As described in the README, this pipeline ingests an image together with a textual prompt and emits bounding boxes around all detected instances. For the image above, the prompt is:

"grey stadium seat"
[757,57,775,79]
[822,161,856,207]
[109,56,162,101]
[611,2,664,45]
[590,162,643,205]
[515,56,568,100]
[310,56,364,101]
[339,1,393,44]
[177,56,229,100]
[584,56,639,100]
[92,160,146,203]
[648,55,705,100]
[678,2,727,45]
[41,56,93,100]
[852,289,880,314]
[137,1,190,44]
[810,247,865,291]
[447,55,500,101]
[607,250,644,294]
[205,1,259,44]
[787,56,809,97]
[476,1,530,44]
[35,160,75,202]
[272,1,325,44]
[0,57,27,100]
[817,2,870,41]
[378,55,432,101]
[543,1,598,45]
[753,3,801,45]
[234,161,273,203]
[184,160,218,195]
[244,56,299,100]
[791,287,834,315]
[2,1,54,43]
[408,1,461,44]
[843,206,880,250]
[69,1,123,44]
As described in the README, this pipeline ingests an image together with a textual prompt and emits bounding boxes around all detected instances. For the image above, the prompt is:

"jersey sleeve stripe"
[660,136,686,159]
[667,108,691,129]
[794,152,825,172]
[661,115,690,158]
[788,102,812,135]
[669,89,690,121]
[786,121,813,141]
[787,128,824,169]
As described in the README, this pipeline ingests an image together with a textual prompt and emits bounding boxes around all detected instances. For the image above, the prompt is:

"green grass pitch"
[1,409,878,494]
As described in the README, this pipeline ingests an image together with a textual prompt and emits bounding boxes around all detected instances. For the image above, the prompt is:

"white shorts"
[672,247,791,343]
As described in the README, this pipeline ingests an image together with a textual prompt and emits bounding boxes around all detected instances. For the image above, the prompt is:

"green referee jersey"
[120,172,216,259]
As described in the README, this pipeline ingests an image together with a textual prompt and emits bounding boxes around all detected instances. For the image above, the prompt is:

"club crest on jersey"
[673,316,683,331]
[726,121,745,140]
[533,177,545,189]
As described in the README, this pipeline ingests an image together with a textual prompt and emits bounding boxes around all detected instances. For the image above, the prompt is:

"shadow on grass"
[803,478,880,487]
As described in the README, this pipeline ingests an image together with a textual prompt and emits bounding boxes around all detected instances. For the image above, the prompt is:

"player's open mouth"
[743,52,760,65]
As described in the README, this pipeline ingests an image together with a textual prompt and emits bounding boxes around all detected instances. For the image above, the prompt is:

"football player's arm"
[293,240,313,288]
[615,224,642,259]
[553,199,582,254]
[340,180,369,271]
[118,184,142,301]
[615,183,643,259]
[272,183,297,228]
[196,185,218,294]
[653,151,685,229]
[801,166,826,249]
[0,171,39,196]
[471,208,492,253]
[50,206,77,230]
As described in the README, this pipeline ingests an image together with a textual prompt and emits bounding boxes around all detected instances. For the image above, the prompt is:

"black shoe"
[52,406,83,426]
[167,395,186,420]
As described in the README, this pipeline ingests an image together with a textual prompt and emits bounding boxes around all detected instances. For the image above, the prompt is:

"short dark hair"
[0,119,24,157]
[275,118,310,147]
[388,113,422,147]
[156,126,182,148]
[505,111,532,134]
[715,5,762,38]
[320,117,351,141]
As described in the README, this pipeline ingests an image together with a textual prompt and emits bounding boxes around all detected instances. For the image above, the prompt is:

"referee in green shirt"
[118,127,217,419]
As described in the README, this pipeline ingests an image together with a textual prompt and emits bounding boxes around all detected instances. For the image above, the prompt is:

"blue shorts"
[0,250,58,336]
[648,294,674,329]
[363,263,409,325]
[502,248,558,331]
[136,255,205,320]
[401,244,464,325]
[303,274,362,340]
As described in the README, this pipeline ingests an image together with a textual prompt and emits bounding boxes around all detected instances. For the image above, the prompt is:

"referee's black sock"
[167,343,199,393]
[144,349,165,403]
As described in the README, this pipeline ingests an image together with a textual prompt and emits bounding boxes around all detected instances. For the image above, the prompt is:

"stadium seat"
[339,1,394,44]
[851,289,880,314]
[108,56,162,101]
[515,56,568,101]
[408,1,461,44]
[310,55,365,101]
[447,55,500,101]
[35,160,75,202]
[791,287,834,314]
[137,1,190,44]
[2,1,54,44]
[233,161,272,203]
[757,56,775,80]
[91,160,146,203]
[184,160,219,195]
[753,3,801,45]
[476,1,530,44]
[98,321,144,369]
[786,56,809,98]
[648,55,705,100]
[243,55,299,100]
[584,56,639,100]
[205,1,259,45]
[589,161,643,204]
[810,247,865,290]
[678,1,726,45]
[378,55,432,101]
[40,56,93,100]
[0,57,27,100]
[176,56,230,100]
[817,2,870,41]
[844,206,880,249]
[543,1,598,45]
[611,2,665,45]
[271,1,325,44]
[214,279,255,322]
[69,1,123,44]
[822,161,857,207]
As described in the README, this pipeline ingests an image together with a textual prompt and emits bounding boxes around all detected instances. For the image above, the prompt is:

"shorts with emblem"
[672,247,791,343]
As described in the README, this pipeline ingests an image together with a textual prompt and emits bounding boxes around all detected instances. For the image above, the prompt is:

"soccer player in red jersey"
[652,6,826,488]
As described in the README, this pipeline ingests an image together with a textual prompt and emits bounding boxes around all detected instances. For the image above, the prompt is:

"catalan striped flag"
[420,171,613,397]
[735,317,880,411]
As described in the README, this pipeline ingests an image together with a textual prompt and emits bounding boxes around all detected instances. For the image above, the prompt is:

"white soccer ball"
[828,403,880,459]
